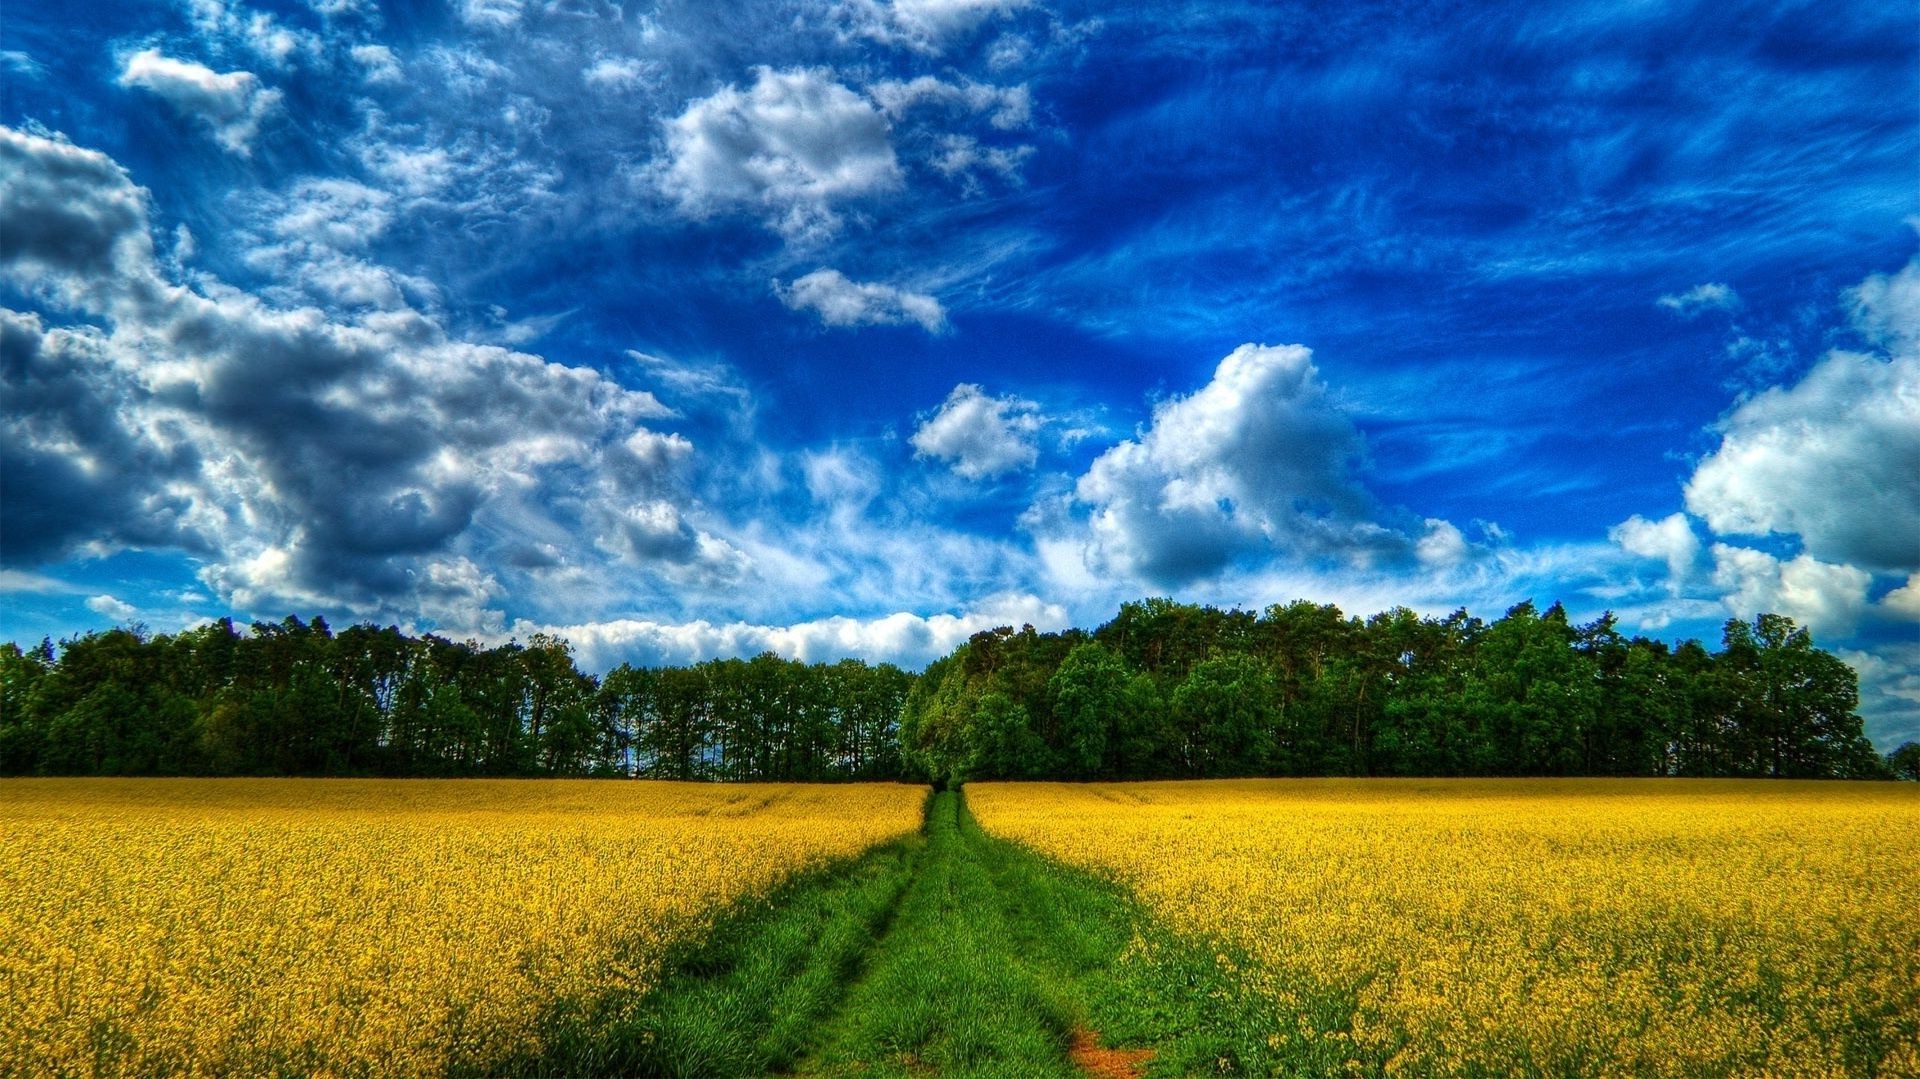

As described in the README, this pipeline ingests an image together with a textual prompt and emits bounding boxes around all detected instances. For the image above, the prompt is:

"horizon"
[2,0,1915,748]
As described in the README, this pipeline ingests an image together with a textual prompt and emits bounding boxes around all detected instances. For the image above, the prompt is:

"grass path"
[515,789,1284,1077]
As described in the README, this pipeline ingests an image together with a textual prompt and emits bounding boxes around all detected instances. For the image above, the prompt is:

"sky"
[2,0,1917,746]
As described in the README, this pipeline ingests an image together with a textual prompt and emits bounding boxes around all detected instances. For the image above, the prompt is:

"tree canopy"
[0,600,1897,782]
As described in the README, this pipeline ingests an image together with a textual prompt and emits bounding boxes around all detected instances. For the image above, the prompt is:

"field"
[5,777,1918,1078]
[0,778,925,1078]
[968,779,1920,1076]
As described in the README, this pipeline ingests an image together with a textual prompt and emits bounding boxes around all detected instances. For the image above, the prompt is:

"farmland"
[969,779,1920,1076]
[0,779,924,1078]
[4,777,1918,1077]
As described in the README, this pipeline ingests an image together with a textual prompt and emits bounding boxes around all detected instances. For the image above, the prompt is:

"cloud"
[1881,573,1920,621]
[0,129,157,306]
[1683,264,1920,572]
[832,0,1034,53]
[266,178,395,249]
[1709,543,1871,640]
[869,75,1031,129]
[518,592,1066,672]
[1656,282,1741,317]
[2,50,47,79]
[458,0,524,28]
[776,268,945,332]
[584,56,653,91]
[117,50,282,155]
[1836,642,1920,750]
[659,66,902,241]
[1069,343,1418,584]
[0,125,737,629]
[350,44,402,85]
[911,383,1042,479]
[1608,512,1702,590]
[85,594,139,622]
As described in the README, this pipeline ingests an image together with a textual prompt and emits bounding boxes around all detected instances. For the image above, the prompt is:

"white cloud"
[584,56,653,91]
[0,569,70,594]
[2,50,47,79]
[911,383,1042,479]
[268,178,394,248]
[458,0,524,28]
[833,0,1033,53]
[85,594,139,622]
[1881,572,1920,621]
[117,50,282,155]
[776,268,945,332]
[519,592,1066,672]
[659,67,902,242]
[1414,518,1471,568]
[1069,343,1416,584]
[1682,281,1920,572]
[1709,543,1871,640]
[1608,512,1702,590]
[869,75,1031,129]
[350,44,402,85]
[1657,282,1741,317]
[930,134,1032,188]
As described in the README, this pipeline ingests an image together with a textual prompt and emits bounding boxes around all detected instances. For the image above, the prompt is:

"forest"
[0,599,1910,782]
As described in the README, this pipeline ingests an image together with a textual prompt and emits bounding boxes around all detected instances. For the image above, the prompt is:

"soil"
[1068,1027,1155,1079]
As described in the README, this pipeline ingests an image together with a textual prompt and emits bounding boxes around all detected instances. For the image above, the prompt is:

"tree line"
[1,600,1911,783]
[0,616,907,780]
[901,599,1904,785]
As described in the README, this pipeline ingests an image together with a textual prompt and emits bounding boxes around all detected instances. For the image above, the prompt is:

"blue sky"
[3,0,1917,745]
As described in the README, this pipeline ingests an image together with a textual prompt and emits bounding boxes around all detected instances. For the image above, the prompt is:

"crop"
[968,778,1920,1076]
[0,778,923,1078]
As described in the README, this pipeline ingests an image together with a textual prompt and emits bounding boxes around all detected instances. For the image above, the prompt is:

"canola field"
[0,778,924,1078]
[969,778,1920,1077]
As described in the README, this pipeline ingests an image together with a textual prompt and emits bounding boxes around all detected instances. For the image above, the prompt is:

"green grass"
[506,789,1300,1078]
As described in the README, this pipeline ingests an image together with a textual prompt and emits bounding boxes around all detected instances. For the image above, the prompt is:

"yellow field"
[0,778,923,1078]
[969,778,1920,1077]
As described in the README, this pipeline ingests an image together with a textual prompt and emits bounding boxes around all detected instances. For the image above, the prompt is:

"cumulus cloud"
[1609,512,1702,590]
[1656,282,1741,317]
[85,594,139,622]
[659,66,901,241]
[833,0,1033,53]
[1710,544,1871,639]
[1683,263,1920,572]
[911,383,1042,479]
[117,50,281,155]
[1881,573,1920,621]
[776,268,945,332]
[520,592,1066,671]
[0,125,738,629]
[1070,343,1417,584]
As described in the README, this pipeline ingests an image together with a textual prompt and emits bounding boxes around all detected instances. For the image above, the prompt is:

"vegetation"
[6,776,1916,1076]
[0,616,908,779]
[970,778,1920,1076]
[0,599,1894,783]
[0,778,925,1078]
[902,600,1889,785]
[523,790,1281,1078]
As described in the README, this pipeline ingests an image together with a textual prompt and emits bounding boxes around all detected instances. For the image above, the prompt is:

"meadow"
[0,778,925,1078]
[969,779,1920,1077]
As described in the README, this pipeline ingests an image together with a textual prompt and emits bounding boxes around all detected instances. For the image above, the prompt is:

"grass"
[511,789,1297,1078]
